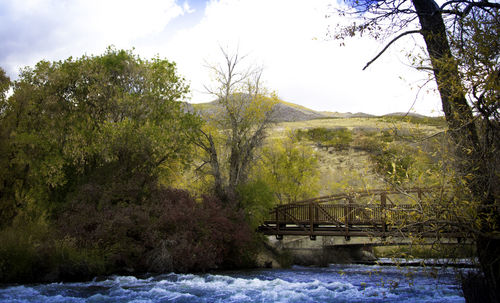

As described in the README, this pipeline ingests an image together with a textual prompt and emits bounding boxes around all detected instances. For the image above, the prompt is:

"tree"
[334,0,499,300]
[0,68,12,222]
[0,67,9,113]
[256,137,320,204]
[194,47,278,202]
[0,48,200,224]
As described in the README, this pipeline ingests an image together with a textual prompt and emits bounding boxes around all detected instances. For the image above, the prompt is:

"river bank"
[356,258,478,268]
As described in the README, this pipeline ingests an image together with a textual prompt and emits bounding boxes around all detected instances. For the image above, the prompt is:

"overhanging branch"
[440,0,500,17]
[363,30,421,70]
[440,0,465,10]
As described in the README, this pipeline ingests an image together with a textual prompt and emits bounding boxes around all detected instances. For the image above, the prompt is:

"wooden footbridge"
[258,188,465,241]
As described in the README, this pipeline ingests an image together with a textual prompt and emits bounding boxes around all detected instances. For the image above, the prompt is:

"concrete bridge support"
[267,236,377,266]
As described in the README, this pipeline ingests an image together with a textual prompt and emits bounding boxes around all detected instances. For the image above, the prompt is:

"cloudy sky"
[0,0,443,115]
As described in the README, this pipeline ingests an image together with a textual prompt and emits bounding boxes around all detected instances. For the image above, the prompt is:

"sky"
[0,0,444,116]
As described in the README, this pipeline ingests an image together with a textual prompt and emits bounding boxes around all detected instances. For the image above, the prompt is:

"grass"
[380,115,447,128]
[270,117,442,138]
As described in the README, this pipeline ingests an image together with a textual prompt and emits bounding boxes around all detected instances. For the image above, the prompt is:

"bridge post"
[381,192,387,237]
[276,207,284,240]
[309,202,314,237]
[344,197,352,241]
[276,208,279,232]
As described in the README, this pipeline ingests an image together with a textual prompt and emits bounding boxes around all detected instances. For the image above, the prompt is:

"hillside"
[189,99,377,122]
[320,111,375,119]
[267,116,447,196]
[273,101,325,121]
[187,99,443,125]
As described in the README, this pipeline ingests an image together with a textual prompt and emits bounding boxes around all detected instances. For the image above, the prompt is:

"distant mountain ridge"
[187,100,427,122]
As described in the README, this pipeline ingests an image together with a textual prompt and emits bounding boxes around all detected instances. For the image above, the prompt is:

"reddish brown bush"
[57,187,255,275]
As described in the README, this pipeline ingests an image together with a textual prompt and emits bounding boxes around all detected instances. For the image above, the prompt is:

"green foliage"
[0,49,268,282]
[369,137,444,188]
[0,67,9,114]
[296,127,353,150]
[372,145,416,185]
[256,137,320,204]
[237,179,276,229]
[0,48,200,224]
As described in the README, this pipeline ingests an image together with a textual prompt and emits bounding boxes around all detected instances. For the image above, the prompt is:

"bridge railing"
[260,188,443,237]
[268,203,414,225]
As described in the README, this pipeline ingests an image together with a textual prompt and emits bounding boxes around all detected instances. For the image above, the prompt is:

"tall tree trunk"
[411,0,500,301]
[206,133,226,202]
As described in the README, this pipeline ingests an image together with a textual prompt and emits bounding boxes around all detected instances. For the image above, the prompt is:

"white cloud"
[0,0,443,115]
[182,1,195,14]
[161,0,442,115]
[0,0,188,74]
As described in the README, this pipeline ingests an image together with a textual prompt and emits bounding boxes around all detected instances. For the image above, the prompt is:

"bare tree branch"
[363,30,421,70]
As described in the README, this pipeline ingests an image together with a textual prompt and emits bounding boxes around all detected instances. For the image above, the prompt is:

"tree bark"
[207,135,226,202]
[198,130,226,202]
[411,0,500,301]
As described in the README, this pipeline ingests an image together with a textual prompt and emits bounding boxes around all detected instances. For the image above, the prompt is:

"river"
[0,263,465,302]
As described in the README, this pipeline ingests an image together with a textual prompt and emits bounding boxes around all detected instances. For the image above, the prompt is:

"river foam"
[0,264,465,302]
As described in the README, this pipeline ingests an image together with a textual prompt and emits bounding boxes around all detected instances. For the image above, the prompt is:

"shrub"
[355,136,383,152]
[295,127,353,150]
[57,187,255,275]
[0,217,104,283]
[326,128,353,150]
[0,186,257,283]
[371,145,416,185]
